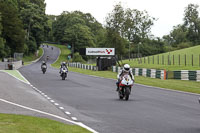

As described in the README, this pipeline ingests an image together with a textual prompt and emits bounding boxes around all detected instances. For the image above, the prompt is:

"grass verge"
[2,70,29,84]
[69,67,200,94]
[23,48,43,65]
[50,43,200,94]
[122,45,200,71]
[0,113,91,133]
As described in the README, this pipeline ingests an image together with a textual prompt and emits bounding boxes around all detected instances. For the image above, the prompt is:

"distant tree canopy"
[52,11,104,53]
[163,4,200,51]
[0,1,199,59]
[0,0,47,57]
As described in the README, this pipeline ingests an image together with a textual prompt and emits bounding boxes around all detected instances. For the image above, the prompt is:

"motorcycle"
[60,67,68,80]
[118,74,134,101]
[199,97,200,104]
[41,65,47,74]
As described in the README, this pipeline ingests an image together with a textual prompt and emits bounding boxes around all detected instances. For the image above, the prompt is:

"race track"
[19,45,200,133]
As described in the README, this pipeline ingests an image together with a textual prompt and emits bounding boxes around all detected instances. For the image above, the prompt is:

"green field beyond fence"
[123,45,200,71]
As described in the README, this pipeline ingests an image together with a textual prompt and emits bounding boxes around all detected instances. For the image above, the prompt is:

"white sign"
[86,48,115,55]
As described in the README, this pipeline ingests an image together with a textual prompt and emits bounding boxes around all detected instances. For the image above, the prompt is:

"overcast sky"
[45,0,200,38]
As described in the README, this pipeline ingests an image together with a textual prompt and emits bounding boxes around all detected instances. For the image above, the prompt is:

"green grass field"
[23,48,43,65]
[0,114,91,133]
[69,67,200,94]
[2,70,29,84]
[123,45,200,70]
[50,43,200,94]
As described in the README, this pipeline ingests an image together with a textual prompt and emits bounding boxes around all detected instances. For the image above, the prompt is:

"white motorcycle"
[118,74,134,100]
[60,67,68,80]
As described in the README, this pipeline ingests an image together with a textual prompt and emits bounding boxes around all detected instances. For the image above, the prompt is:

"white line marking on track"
[47,97,51,100]
[71,117,77,121]
[50,100,55,103]
[59,107,64,110]
[65,112,71,115]
[54,103,59,106]
[0,98,99,133]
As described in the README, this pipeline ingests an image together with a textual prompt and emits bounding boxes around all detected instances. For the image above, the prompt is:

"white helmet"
[123,64,130,71]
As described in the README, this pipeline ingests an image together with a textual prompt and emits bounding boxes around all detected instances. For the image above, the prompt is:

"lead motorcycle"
[118,74,134,101]
[41,64,47,74]
[60,67,68,80]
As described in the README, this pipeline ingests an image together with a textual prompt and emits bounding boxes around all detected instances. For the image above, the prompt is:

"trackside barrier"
[68,62,97,71]
[112,66,166,80]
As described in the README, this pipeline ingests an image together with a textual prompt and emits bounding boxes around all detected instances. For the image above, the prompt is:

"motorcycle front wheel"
[125,87,130,101]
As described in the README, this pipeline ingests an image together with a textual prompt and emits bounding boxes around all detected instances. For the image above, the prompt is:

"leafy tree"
[183,4,200,44]
[62,24,95,52]
[105,3,155,57]
[0,1,25,55]
[20,0,48,51]
[0,13,6,58]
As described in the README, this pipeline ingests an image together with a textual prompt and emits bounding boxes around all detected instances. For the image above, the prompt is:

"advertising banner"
[86,48,115,56]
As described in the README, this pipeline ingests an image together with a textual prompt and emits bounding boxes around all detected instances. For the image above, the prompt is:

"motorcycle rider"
[116,64,134,91]
[41,61,47,69]
[59,62,68,74]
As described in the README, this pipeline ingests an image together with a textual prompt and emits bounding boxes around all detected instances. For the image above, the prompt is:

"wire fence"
[130,53,200,67]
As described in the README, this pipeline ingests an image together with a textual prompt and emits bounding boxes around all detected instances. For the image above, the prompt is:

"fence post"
[157,55,159,65]
[185,54,186,66]
[192,54,193,66]
[168,55,169,65]
[173,55,174,65]
[162,55,164,65]
[153,56,154,64]
[179,54,180,66]
[148,56,150,64]
[199,54,200,67]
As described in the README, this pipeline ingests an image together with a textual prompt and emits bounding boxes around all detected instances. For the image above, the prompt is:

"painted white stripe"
[54,103,59,106]
[71,117,77,121]
[65,112,71,115]
[0,98,98,133]
[59,107,64,110]
[47,97,51,100]
[50,100,55,103]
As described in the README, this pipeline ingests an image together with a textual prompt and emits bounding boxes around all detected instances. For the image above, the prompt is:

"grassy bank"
[69,67,200,94]
[0,113,91,133]
[23,48,43,65]
[50,43,200,94]
[122,45,200,71]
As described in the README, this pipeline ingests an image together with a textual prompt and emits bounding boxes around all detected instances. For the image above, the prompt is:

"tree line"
[0,1,200,61]
[0,0,48,58]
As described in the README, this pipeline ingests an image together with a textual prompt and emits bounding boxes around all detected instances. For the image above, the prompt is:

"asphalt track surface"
[19,45,200,133]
